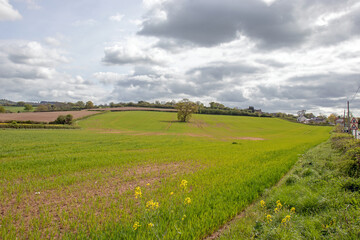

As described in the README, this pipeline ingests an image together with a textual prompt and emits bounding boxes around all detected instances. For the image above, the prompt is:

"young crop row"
[0,112,332,239]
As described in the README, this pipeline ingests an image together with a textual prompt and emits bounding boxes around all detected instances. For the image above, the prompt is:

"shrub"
[52,114,73,125]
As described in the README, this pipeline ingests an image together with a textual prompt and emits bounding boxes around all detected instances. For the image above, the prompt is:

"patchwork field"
[0,111,331,239]
[0,110,100,123]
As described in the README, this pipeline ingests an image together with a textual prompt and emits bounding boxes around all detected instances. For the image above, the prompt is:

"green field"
[0,111,331,239]
[3,106,36,113]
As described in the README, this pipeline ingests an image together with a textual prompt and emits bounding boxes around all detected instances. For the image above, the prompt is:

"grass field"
[3,106,37,113]
[0,111,331,239]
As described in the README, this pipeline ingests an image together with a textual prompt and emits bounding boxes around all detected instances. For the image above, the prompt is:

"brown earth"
[0,110,101,123]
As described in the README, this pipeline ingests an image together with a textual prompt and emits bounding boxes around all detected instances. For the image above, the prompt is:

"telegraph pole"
[348,101,350,134]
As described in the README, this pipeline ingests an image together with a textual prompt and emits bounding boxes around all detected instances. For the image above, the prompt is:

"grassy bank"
[217,133,360,239]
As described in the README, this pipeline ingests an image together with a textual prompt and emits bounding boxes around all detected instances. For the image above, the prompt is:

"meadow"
[0,111,331,239]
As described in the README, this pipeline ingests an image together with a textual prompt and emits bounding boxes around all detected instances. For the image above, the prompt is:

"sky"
[1,0,360,115]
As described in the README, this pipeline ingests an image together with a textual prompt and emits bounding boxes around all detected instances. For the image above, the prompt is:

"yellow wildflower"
[266,214,272,222]
[260,200,266,208]
[290,207,295,213]
[148,223,154,228]
[146,183,150,186]
[180,180,188,189]
[133,221,141,230]
[182,214,186,221]
[274,207,279,213]
[276,202,282,209]
[281,215,291,225]
[184,197,191,205]
[134,186,142,199]
[146,199,159,210]
[170,192,174,195]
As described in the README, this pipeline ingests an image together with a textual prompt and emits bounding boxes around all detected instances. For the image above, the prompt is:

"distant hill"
[0,99,16,105]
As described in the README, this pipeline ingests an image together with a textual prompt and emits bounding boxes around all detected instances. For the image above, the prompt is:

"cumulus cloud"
[138,0,360,50]
[138,0,309,49]
[0,0,22,21]
[0,40,105,102]
[102,38,167,65]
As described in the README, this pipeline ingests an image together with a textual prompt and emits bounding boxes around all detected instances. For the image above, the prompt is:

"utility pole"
[344,109,346,131]
[348,101,350,134]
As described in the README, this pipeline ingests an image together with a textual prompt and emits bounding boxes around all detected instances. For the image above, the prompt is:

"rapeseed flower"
[281,215,291,225]
[180,180,188,189]
[146,199,159,210]
[134,186,142,199]
[133,221,141,230]
[184,197,191,205]
[290,207,295,213]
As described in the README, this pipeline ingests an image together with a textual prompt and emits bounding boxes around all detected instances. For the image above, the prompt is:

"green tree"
[35,104,49,112]
[85,101,94,109]
[17,101,25,106]
[328,113,337,124]
[76,101,85,109]
[24,104,33,111]
[175,99,198,122]
[0,105,5,113]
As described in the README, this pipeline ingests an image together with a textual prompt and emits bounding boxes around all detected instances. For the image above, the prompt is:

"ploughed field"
[0,111,331,239]
[0,110,100,123]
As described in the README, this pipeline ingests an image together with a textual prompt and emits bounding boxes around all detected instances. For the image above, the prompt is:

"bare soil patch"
[232,137,265,141]
[0,110,100,123]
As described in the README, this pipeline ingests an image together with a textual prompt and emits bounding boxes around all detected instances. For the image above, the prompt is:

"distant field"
[0,111,332,239]
[3,106,36,113]
[0,110,100,122]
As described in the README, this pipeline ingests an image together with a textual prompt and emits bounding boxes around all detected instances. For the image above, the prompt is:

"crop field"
[0,111,331,239]
[0,110,100,123]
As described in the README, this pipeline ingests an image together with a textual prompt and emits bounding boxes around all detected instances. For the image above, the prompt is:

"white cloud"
[102,37,168,65]
[0,0,22,21]
[109,13,124,22]
[0,40,106,102]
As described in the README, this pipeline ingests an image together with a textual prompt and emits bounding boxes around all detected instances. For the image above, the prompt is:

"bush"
[52,114,73,125]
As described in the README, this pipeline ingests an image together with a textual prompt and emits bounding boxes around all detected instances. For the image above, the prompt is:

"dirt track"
[0,110,100,123]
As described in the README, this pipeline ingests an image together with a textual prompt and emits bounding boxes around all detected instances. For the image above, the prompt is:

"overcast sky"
[1,0,360,115]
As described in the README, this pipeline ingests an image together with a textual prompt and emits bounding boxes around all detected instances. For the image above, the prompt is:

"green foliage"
[24,104,33,111]
[0,111,331,239]
[85,101,94,109]
[175,99,198,122]
[52,114,73,125]
[0,105,5,113]
[35,104,50,112]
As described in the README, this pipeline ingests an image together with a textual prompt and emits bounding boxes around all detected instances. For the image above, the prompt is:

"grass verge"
[216,134,360,239]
